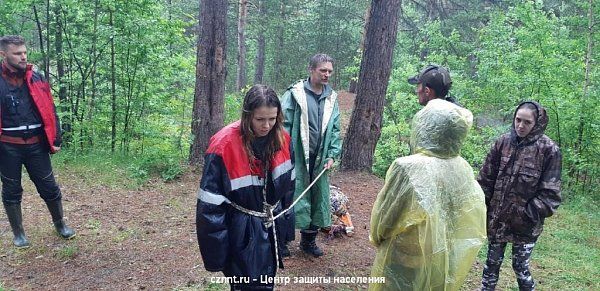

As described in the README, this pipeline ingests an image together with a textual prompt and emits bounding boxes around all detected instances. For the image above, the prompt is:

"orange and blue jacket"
[196,121,295,279]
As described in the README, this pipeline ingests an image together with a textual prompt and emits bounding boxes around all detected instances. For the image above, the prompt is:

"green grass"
[462,192,600,290]
[113,228,139,243]
[52,149,187,186]
[52,151,143,189]
[166,196,184,211]
[531,193,599,290]
[85,218,102,235]
[55,245,79,260]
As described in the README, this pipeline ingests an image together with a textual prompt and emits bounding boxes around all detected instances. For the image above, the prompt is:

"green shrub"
[53,149,185,186]
[130,150,184,182]
[224,91,244,124]
[462,125,506,171]
[373,124,411,177]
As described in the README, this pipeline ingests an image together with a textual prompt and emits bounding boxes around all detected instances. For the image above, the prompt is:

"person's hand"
[324,158,334,170]
[51,146,61,153]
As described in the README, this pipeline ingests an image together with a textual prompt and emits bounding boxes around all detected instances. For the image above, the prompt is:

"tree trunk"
[54,3,70,144]
[236,0,248,91]
[348,80,358,93]
[121,43,141,153]
[341,0,401,171]
[189,0,228,166]
[274,0,286,88]
[86,0,100,148]
[253,0,266,85]
[110,10,118,153]
[576,0,594,154]
[32,4,49,80]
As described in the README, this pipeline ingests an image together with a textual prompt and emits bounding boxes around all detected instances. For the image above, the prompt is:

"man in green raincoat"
[281,53,342,257]
[369,99,487,290]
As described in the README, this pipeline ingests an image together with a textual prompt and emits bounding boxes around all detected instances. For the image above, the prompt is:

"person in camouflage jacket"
[477,101,562,291]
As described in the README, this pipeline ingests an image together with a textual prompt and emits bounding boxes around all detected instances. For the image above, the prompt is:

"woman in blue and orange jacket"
[196,84,295,290]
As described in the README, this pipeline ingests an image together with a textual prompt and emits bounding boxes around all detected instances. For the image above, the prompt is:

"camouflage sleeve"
[477,137,502,205]
[530,146,562,218]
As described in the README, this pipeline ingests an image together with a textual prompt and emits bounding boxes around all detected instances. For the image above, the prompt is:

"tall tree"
[236,0,248,91]
[53,2,69,141]
[273,0,286,87]
[32,4,49,79]
[253,0,265,85]
[86,0,100,147]
[189,0,228,165]
[341,0,401,171]
[576,0,594,153]
[110,9,118,152]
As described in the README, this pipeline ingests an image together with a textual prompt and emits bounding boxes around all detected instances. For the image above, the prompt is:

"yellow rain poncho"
[369,99,486,291]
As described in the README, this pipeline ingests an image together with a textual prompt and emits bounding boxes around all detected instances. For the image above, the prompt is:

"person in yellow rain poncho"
[369,99,487,291]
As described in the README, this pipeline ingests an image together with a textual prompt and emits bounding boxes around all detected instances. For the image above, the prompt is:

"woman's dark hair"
[240,84,285,163]
[516,102,539,121]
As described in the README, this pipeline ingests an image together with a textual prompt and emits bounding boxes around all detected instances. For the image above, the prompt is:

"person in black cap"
[408,64,460,106]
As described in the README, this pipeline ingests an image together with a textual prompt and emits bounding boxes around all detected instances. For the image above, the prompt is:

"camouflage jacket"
[477,101,562,243]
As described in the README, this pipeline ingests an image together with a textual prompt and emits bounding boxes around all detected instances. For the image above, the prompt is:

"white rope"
[227,167,329,273]
[274,167,327,220]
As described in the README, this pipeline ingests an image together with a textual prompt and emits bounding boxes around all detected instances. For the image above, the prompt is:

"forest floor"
[0,167,386,291]
[2,91,581,290]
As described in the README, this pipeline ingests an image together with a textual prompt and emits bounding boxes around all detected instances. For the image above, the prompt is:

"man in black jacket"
[0,35,75,248]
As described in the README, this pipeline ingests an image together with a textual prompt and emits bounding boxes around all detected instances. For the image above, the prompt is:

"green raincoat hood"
[410,99,473,158]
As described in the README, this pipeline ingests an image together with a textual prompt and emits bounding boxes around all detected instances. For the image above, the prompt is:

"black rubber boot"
[3,203,30,248]
[300,231,323,257]
[45,199,76,239]
[279,242,291,258]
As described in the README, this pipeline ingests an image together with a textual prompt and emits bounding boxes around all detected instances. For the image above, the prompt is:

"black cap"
[408,64,452,97]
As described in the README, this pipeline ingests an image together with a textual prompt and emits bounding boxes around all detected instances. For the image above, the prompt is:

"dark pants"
[482,241,536,291]
[0,141,61,204]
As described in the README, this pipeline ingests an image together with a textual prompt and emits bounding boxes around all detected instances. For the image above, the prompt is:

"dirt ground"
[0,168,384,291]
[0,92,392,290]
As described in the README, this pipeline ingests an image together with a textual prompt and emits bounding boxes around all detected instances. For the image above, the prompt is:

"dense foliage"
[0,0,597,196]
[1,0,197,179]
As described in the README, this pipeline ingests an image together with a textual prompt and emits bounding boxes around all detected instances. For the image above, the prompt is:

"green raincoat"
[281,80,342,229]
[369,99,487,291]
